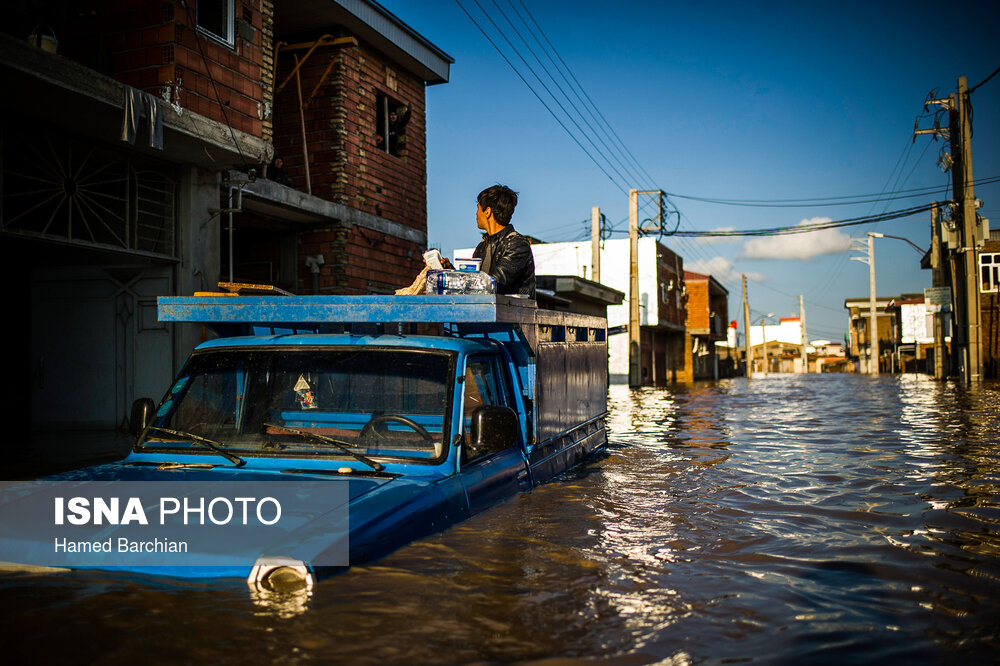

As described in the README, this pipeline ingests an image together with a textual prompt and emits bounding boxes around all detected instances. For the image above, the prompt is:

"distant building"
[844,294,950,373]
[811,340,848,373]
[528,238,687,384]
[683,271,730,379]
[977,234,1000,378]
[892,296,940,372]
[535,275,624,318]
[844,296,896,373]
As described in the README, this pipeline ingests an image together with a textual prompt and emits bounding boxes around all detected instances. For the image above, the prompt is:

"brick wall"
[80,0,268,138]
[273,34,429,294]
[981,240,1000,377]
[656,243,686,328]
[709,289,729,329]
[259,0,275,141]
[272,38,427,226]
[686,279,710,331]
[299,225,424,295]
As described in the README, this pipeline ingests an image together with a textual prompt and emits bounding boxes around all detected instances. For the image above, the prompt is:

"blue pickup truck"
[4,295,609,593]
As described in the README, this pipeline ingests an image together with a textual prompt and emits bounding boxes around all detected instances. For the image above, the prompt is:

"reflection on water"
[2,374,1000,663]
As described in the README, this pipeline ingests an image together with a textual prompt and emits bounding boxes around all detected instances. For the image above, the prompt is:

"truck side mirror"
[130,398,155,441]
[466,405,518,461]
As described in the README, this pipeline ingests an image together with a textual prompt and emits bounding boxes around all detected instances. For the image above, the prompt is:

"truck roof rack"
[158,294,605,328]
[158,294,607,351]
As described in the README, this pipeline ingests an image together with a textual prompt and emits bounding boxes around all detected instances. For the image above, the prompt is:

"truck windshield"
[138,347,453,463]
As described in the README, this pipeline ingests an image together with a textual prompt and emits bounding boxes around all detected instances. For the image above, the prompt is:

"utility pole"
[628,190,641,387]
[956,76,982,382]
[916,77,982,383]
[742,274,751,378]
[591,206,601,283]
[799,295,808,373]
[868,232,880,376]
[930,203,946,379]
[850,234,879,374]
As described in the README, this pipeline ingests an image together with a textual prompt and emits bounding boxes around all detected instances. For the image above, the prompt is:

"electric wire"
[667,204,938,238]
[478,0,639,189]
[807,126,935,303]
[509,0,657,186]
[459,0,725,274]
[969,64,1000,94]
[456,0,708,264]
[456,0,976,327]
[663,176,1000,208]
[492,0,647,187]
[453,0,629,190]
[750,279,846,314]
[182,2,251,169]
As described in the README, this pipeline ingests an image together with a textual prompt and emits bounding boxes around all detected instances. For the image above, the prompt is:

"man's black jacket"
[473,224,536,298]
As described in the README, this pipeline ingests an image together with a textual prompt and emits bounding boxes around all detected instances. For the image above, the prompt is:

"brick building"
[977,236,1000,378]
[247,3,450,294]
[682,271,729,380]
[0,0,450,465]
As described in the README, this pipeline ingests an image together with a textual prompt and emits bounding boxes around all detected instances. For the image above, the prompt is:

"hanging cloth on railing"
[120,87,163,150]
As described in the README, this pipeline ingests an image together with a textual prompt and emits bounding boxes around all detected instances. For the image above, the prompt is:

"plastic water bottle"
[426,269,496,295]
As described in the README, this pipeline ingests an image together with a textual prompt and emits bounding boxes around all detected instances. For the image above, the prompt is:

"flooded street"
[3,374,1000,664]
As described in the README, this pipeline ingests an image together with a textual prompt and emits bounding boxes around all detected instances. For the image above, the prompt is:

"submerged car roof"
[195,333,501,355]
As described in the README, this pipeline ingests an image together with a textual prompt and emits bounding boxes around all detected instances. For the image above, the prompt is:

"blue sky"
[379,0,999,342]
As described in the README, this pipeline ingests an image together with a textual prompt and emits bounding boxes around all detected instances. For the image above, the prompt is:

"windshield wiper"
[263,423,384,472]
[145,426,247,467]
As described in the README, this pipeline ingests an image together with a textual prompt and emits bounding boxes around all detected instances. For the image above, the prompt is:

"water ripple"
[3,374,1000,663]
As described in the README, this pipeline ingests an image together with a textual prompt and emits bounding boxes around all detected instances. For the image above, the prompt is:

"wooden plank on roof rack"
[217,282,294,296]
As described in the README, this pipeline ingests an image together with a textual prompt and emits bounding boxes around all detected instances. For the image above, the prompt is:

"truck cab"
[3,294,608,592]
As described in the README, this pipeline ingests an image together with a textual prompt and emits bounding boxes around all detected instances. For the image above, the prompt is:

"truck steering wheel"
[359,414,434,442]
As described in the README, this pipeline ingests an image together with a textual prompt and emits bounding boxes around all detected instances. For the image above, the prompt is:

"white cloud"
[686,256,765,285]
[696,227,738,246]
[738,218,852,260]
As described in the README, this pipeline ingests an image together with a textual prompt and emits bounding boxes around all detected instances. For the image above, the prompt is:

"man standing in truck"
[473,185,536,299]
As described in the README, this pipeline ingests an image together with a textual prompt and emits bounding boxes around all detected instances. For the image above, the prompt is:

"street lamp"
[876,233,926,255]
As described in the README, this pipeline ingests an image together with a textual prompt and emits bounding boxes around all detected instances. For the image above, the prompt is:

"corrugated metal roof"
[276,0,453,84]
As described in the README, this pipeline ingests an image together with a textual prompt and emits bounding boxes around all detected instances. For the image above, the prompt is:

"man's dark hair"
[477,185,518,227]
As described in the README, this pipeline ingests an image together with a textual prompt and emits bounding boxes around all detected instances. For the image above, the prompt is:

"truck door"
[459,355,530,515]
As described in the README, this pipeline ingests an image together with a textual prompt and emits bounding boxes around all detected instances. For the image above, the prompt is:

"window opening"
[980,253,1000,293]
[197,0,235,46]
[463,357,508,446]
[375,92,410,157]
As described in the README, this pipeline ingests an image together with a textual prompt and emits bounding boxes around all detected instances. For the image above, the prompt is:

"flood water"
[3,373,1000,664]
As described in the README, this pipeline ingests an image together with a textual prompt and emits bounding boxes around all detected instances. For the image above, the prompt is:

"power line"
[969,64,1000,94]
[509,0,657,186]
[667,203,939,238]
[749,279,845,314]
[493,0,648,187]
[456,0,723,271]
[663,176,1000,208]
[806,124,939,305]
[478,0,641,190]
[453,0,629,190]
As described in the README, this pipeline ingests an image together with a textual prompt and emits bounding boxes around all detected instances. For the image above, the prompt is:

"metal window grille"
[1,123,177,259]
